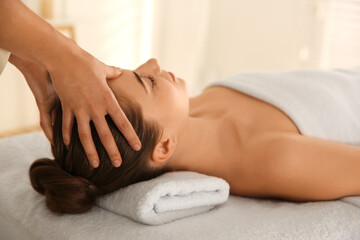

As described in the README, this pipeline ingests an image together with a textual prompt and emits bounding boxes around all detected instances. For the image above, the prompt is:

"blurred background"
[0,0,359,137]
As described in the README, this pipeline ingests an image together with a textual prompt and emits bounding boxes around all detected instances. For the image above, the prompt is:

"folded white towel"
[96,171,230,225]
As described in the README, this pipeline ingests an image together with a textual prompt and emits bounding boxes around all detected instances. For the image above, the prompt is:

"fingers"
[76,115,100,168]
[93,116,122,167]
[108,103,142,151]
[105,65,122,79]
[40,112,54,146]
[62,107,74,149]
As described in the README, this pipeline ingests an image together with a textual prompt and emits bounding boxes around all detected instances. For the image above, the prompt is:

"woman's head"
[108,58,190,170]
[29,59,187,213]
[109,58,189,130]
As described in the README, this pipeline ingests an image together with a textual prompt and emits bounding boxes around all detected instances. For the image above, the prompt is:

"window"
[321,0,360,68]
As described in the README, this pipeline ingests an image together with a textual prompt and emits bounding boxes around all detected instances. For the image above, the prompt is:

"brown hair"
[29,97,168,214]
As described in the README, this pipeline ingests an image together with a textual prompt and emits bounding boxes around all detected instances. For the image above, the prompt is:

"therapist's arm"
[8,54,58,145]
[0,0,142,168]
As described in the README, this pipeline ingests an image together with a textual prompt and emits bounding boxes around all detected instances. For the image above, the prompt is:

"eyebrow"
[132,71,148,94]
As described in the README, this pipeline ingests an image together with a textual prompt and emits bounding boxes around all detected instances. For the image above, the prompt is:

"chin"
[180,79,188,96]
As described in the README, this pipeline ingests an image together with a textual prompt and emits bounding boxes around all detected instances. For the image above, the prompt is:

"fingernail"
[113,160,121,167]
[91,160,99,168]
[133,144,141,151]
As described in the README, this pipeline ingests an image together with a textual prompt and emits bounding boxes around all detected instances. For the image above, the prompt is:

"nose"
[146,58,161,75]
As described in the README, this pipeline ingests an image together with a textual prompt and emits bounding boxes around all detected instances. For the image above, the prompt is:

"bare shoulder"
[230,132,302,197]
[231,132,360,201]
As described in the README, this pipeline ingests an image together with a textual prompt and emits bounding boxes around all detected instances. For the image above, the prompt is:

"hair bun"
[29,158,100,213]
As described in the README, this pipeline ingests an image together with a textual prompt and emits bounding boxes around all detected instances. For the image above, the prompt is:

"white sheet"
[1,132,360,240]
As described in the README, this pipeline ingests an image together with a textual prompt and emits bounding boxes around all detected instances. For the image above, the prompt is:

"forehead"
[108,70,147,100]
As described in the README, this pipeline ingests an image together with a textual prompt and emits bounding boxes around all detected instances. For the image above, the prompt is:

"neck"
[165,98,222,174]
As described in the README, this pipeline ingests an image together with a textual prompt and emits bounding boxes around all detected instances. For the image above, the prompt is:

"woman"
[30,58,360,214]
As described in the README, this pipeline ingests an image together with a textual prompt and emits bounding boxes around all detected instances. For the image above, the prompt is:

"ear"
[150,132,177,166]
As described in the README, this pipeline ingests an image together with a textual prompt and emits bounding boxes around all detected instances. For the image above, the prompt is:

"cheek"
[145,84,188,124]
[163,86,188,120]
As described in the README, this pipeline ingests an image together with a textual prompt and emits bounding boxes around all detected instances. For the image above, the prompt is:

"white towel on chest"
[208,68,360,146]
[96,171,229,225]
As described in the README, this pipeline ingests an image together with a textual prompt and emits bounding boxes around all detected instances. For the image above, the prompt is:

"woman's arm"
[0,0,142,168]
[239,133,360,202]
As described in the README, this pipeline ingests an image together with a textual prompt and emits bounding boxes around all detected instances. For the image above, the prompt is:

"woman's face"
[108,58,189,128]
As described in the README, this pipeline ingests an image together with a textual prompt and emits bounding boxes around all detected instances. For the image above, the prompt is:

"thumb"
[106,65,122,79]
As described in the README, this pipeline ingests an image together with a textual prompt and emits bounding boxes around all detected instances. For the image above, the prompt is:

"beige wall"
[0,63,39,134]
[151,0,326,96]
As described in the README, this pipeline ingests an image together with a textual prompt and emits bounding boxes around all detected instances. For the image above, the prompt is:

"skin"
[110,58,360,202]
[0,0,141,168]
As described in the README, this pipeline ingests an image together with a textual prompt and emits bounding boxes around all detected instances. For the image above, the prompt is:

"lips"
[168,71,176,82]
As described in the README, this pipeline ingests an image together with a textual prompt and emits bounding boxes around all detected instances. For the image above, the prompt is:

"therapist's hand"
[8,54,58,145]
[0,0,141,168]
[47,46,142,168]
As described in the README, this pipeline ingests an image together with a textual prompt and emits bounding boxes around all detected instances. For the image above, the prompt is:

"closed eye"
[133,71,148,94]
[143,75,156,88]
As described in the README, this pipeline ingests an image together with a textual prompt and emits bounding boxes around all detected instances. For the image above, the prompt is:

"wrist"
[37,28,81,72]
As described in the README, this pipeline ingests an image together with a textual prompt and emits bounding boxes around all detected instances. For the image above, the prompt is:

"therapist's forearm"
[0,0,77,70]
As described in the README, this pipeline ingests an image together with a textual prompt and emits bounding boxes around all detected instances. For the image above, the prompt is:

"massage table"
[1,131,360,239]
